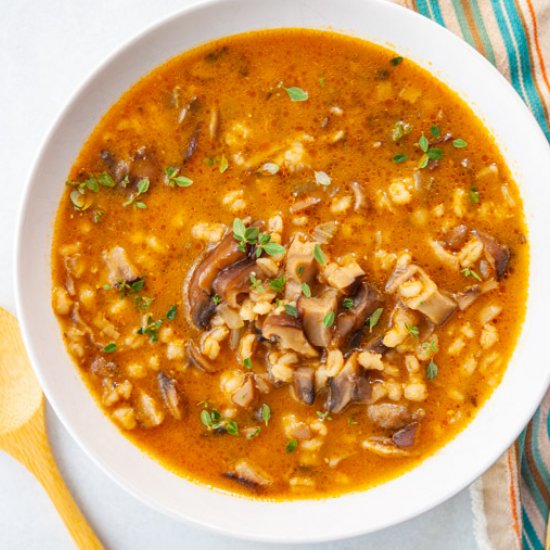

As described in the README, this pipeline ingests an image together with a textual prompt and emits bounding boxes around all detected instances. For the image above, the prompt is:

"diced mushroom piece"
[157,372,181,420]
[231,374,256,408]
[297,288,338,347]
[472,230,511,280]
[187,340,221,373]
[212,259,266,308]
[186,231,246,329]
[323,261,365,294]
[333,281,383,347]
[326,353,370,414]
[103,246,139,285]
[443,224,468,251]
[224,459,272,490]
[392,422,419,448]
[361,436,413,457]
[385,258,456,325]
[364,336,390,356]
[454,279,498,311]
[262,314,318,358]
[367,403,412,430]
[183,126,200,162]
[292,367,315,405]
[136,391,165,428]
[284,236,318,301]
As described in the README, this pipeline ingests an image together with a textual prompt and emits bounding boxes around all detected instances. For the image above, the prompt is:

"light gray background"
[0,1,476,548]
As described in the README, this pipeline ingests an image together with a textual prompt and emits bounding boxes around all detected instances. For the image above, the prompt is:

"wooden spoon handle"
[4,406,103,550]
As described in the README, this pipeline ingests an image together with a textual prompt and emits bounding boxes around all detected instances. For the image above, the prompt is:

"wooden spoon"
[0,307,103,549]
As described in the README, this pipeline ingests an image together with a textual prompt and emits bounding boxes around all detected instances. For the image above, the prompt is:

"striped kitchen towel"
[390,1,550,549]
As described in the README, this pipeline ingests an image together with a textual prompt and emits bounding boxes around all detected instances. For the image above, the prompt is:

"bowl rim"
[14,0,550,543]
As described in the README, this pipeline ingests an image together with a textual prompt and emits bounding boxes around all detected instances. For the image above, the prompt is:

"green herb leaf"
[249,274,265,293]
[391,120,412,142]
[165,166,193,187]
[261,242,285,256]
[166,305,177,320]
[261,403,271,426]
[427,147,444,160]
[421,339,439,354]
[452,138,468,148]
[313,244,326,265]
[97,172,116,188]
[284,87,308,102]
[323,311,335,328]
[430,125,441,139]
[316,410,332,421]
[406,323,420,339]
[269,275,286,293]
[368,307,384,332]
[137,178,150,194]
[348,417,359,425]
[301,282,312,297]
[219,154,229,173]
[137,315,163,343]
[133,295,154,311]
[212,294,222,305]
[392,153,408,164]
[390,56,403,66]
[418,154,429,169]
[225,420,239,436]
[461,267,482,281]
[200,409,212,428]
[247,427,261,439]
[103,342,117,353]
[469,186,480,204]
[418,134,429,153]
[314,170,332,186]
[244,357,253,369]
[342,297,354,309]
[426,359,439,380]
[285,304,298,318]
[92,209,104,223]
[134,201,147,209]
[285,439,298,453]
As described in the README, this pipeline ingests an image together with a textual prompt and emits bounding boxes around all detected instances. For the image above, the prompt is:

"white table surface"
[0,1,477,548]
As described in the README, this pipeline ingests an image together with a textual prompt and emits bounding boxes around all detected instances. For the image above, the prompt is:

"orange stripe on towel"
[525,0,550,96]
[508,446,522,541]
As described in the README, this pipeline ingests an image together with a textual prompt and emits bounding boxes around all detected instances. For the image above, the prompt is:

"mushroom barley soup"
[52,30,528,499]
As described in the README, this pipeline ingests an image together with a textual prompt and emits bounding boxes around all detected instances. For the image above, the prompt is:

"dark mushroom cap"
[297,288,338,348]
[262,313,318,358]
[213,259,266,308]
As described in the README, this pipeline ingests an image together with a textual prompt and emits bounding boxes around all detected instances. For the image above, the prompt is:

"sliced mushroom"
[262,314,318,358]
[361,436,413,457]
[443,224,468,251]
[297,288,338,347]
[224,460,272,490]
[231,374,255,408]
[392,421,419,448]
[472,230,511,280]
[213,259,266,308]
[284,236,318,301]
[292,367,315,405]
[367,403,412,430]
[183,126,200,162]
[103,246,139,285]
[100,149,129,183]
[333,281,382,347]
[386,258,456,325]
[187,340,221,373]
[454,279,498,310]
[186,231,246,329]
[326,353,370,414]
[157,372,181,420]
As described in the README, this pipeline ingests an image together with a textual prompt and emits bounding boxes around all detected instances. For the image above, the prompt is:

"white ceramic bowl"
[15,0,550,543]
